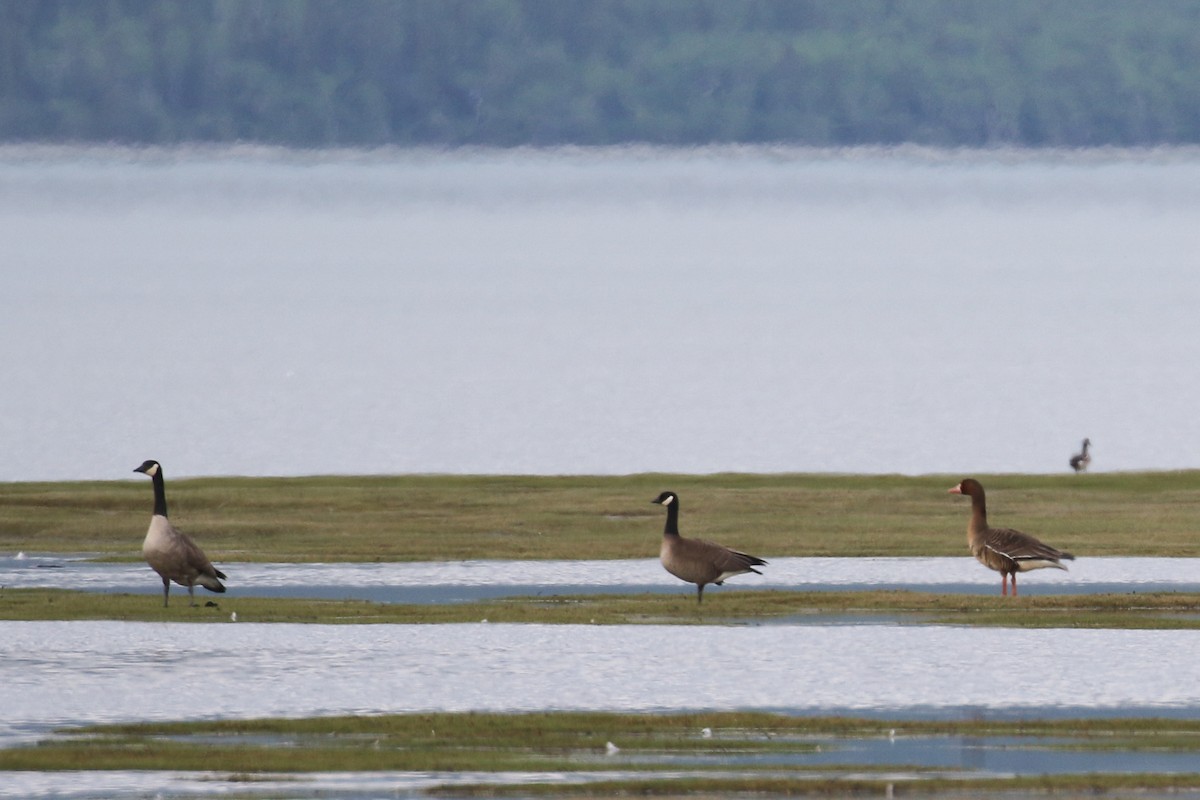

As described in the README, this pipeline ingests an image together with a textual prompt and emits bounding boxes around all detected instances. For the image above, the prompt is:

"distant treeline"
[3,0,1200,147]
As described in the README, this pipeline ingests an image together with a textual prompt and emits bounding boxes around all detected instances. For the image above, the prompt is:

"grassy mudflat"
[4,471,1200,562]
[6,712,1200,796]
[8,587,1200,627]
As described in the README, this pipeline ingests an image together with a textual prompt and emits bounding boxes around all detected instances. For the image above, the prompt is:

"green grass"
[5,471,1200,563]
[8,587,1200,628]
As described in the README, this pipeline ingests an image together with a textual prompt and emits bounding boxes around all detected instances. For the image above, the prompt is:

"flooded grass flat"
[7,713,1200,798]
[9,471,1200,795]
[7,586,1200,628]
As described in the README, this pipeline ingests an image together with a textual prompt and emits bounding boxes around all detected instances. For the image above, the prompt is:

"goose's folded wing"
[984,527,1074,563]
[694,538,767,572]
[178,530,226,580]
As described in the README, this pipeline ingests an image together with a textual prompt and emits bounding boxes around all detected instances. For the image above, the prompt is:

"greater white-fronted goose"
[133,460,227,607]
[651,491,766,604]
[1069,438,1092,473]
[948,478,1074,596]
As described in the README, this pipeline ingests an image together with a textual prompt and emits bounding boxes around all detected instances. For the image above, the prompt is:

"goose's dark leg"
[696,584,704,605]
[188,583,196,607]
[1011,572,1018,597]
[161,577,170,608]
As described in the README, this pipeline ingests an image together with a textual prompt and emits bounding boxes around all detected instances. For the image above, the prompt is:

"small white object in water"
[605,741,620,755]
[230,612,238,622]
[888,728,896,742]
[701,727,712,738]
[15,552,25,560]
[480,619,488,624]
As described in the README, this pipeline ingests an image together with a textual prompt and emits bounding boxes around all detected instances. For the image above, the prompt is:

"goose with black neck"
[133,459,227,607]
[651,490,766,604]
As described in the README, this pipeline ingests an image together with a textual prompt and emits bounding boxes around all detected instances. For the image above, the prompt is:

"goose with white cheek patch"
[949,478,1074,597]
[133,460,227,607]
[651,491,766,604]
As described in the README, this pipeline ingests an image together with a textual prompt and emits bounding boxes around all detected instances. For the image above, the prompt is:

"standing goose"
[133,460,226,607]
[651,491,766,604]
[948,478,1074,597]
[1069,438,1092,473]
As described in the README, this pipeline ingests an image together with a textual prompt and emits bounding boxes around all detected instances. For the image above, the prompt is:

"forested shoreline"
[2,0,1199,148]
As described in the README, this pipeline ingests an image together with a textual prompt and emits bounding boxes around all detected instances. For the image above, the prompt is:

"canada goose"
[1069,438,1092,473]
[651,491,766,604]
[133,460,226,607]
[948,478,1074,596]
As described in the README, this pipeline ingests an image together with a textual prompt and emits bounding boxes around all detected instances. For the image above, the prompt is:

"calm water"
[6,621,1200,739]
[3,145,1200,481]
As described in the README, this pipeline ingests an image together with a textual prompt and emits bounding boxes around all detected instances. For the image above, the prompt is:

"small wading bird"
[651,491,766,604]
[133,460,227,607]
[1070,438,1092,473]
[949,478,1074,597]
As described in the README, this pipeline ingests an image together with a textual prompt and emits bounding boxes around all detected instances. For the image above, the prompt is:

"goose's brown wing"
[692,538,767,582]
[175,527,228,587]
[983,526,1074,570]
[664,536,766,586]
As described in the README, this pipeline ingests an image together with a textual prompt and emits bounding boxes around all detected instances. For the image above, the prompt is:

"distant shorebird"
[133,460,227,607]
[1069,438,1092,472]
[949,478,1074,596]
[651,491,766,604]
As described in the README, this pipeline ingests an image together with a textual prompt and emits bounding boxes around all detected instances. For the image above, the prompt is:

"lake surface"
[3,144,1200,482]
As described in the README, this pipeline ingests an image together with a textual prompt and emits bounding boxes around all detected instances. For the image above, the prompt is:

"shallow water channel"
[6,554,1200,600]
